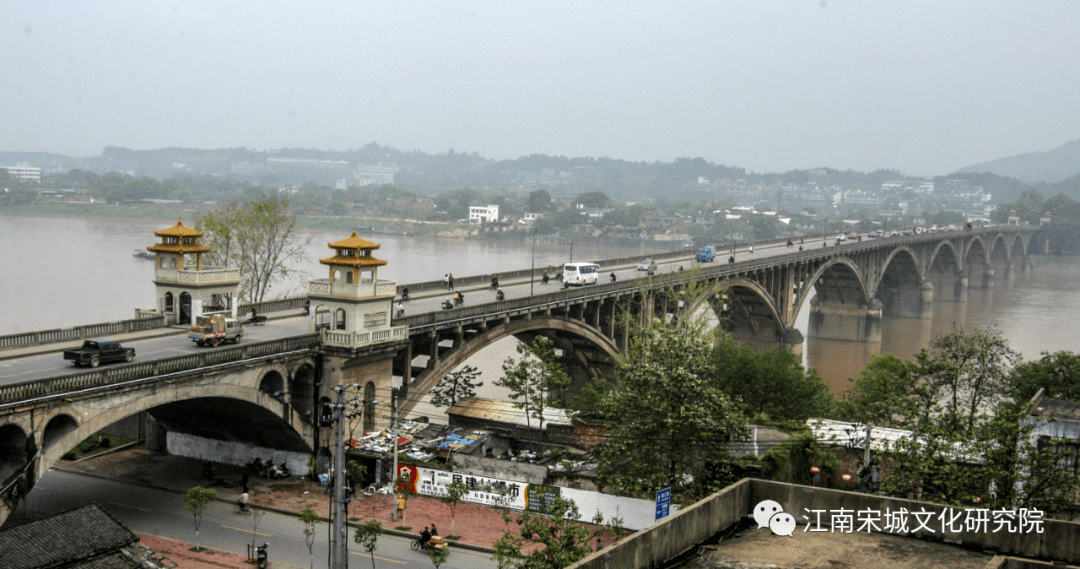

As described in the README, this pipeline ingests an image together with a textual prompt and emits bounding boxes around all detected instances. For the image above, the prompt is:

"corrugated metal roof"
[808,418,983,463]
[448,398,572,429]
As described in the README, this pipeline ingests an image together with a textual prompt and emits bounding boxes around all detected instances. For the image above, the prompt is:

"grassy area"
[62,434,137,461]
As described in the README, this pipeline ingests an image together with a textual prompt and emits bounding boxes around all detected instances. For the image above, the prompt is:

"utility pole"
[330,385,349,569]
[530,230,536,296]
[390,387,399,522]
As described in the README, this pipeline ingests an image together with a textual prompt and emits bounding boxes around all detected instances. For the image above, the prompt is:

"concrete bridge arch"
[399,315,620,418]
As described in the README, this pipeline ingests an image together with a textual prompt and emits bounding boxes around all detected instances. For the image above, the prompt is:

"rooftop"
[0,503,138,569]
[680,523,992,569]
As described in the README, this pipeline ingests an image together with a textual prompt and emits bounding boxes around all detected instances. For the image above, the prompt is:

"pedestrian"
[401,286,409,301]
[444,274,449,290]
[238,491,249,512]
[430,523,438,536]
[397,494,407,520]
[241,471,249,494]
[396,302,405,318]
[448,273,454,290]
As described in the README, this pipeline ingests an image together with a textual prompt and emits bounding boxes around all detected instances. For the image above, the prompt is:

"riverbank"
[1,201,680,249]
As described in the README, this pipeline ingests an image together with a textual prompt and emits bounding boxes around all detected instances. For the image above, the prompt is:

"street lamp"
[569,239,575,263]
[530,230,537,296]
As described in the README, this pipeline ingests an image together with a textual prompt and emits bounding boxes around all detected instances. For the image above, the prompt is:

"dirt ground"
[679,524,994,569]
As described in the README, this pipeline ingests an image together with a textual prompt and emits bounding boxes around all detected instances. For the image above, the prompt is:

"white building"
[469,205,500,223]
[522,212,544,225]
[2,165,41,182]
[354,163,400,186]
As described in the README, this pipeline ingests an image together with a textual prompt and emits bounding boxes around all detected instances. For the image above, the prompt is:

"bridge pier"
[929,273,968,303]
[807,297,882,343]
[881,281,934,319]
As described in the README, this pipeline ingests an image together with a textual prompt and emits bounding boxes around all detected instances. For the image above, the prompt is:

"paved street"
[13,469,498,569]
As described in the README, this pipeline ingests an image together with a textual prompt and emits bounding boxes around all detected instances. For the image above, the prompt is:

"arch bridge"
[0,226,1041,524]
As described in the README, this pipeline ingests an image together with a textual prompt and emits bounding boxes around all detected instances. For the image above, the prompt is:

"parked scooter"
[267,461,290,480]
[441,299,454,310]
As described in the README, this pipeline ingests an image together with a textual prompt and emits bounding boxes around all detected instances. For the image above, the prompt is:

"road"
[0,238,821,387]
[15,469,498,569]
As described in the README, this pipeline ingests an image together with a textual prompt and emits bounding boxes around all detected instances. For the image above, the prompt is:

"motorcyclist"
[238,492,249,513]
[496,287,505,301]
[419,526,432,549]
[541,270,549,285]
[454,291,464,306]
[610,272,617,282]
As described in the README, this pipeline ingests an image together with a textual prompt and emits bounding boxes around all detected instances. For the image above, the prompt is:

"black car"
[63,340,136,368]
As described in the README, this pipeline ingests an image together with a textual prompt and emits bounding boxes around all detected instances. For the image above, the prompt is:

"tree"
[596,310,746,500]
[1007,351,1080,402]
[354,519,383,569]
[574,191,610,208]
[246,507,267,557]
[441,480,468,538]
[299,509,320,569]
[496,336,572,433]
[195,194,311,303]
[429,365,484,409]
[710,338,834,422]
[838,354,924,428]
[491,496,593,569]
[427,544,451,568]
[184,486,217,552]
[525,189,554,213]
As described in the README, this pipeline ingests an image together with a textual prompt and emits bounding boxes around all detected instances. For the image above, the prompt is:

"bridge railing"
[393,226,1038,329]
[0,334,321,408]
[0,315,168,351]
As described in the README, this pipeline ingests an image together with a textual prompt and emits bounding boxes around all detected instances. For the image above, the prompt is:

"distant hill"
[954,138,1080,183]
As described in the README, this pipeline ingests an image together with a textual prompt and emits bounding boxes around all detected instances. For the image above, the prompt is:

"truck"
[188,314,243,347]
[695,247,715,262]
[63,340,135,367]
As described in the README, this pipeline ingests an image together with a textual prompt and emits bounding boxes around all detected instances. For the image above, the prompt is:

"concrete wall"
[452,454,549,484]
[166,432,311,476]
[569,479,751,569]
[569,479,1080,569]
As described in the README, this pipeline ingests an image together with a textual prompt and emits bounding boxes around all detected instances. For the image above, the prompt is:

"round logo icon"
[752,500,783,529]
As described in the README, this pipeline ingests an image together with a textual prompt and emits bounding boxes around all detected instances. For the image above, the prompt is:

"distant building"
[522,212,544,225]
[2,165,41,182]
[354,163,400,186]
[469,205,499,223]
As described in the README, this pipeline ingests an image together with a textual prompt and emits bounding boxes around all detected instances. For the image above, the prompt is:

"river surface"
[2,213,1077,403]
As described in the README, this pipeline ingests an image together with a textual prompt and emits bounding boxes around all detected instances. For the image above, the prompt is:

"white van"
[563,262,600,286]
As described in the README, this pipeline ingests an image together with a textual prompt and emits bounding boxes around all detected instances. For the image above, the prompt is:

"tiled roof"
[328,231,381,250]
[146,243,212,254]
[68,552,139,569]
[319,255,387,267]
[153,220,204,238]
[0,503,138,569]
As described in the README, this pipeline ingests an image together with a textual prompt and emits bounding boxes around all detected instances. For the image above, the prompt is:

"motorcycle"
[496,289,505,301]
[267,461,290,480]
[441,299,454,310]
[454,292,465,306]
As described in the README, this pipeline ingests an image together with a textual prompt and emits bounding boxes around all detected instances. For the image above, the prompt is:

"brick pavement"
[56,449,625,554]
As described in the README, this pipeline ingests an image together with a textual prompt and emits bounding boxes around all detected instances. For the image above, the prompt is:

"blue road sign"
[655,487,671,521]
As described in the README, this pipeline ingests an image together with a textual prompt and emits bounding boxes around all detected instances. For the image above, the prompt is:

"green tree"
[838,354,924,428]
[526,189,554,212]
[429,365,484,409]
[496,336,572,433]
[354,519,383,569]
[195,195,311,303]
[596,310,746,500]
[436,188,482,220]
[491,496,593,569]
[427,544,451,568]
[711,338,833,421]
[1008,351,1080,402]
[299,509,320,569]
[574,191,611,208]
[441,480,468,538]
[184,486,217,552]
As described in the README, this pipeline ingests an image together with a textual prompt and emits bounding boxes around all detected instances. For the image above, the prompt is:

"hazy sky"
[3,1,1078,176]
